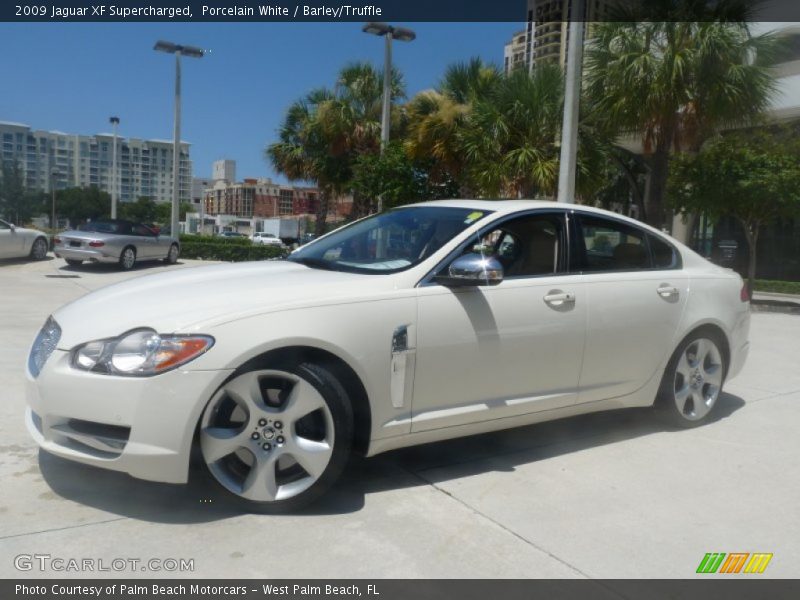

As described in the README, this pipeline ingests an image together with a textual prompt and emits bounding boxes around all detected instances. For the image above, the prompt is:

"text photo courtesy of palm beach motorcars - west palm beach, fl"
[2,0,800,589]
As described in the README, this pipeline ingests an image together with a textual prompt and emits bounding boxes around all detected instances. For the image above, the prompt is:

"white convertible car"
[25,201,750,512]
[0,219,49,261]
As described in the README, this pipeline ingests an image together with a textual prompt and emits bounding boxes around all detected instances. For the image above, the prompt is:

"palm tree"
[405,58,501,197]
[267,63,404,229]
[585,2,779,229]
[267,89,346,236]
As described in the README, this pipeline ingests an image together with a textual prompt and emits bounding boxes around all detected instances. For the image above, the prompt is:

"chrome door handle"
[543,291,575,306]
[657,285,679,298]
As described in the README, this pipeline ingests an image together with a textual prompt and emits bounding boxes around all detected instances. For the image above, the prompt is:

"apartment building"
[203,178,321,218]
[0,121,192,204]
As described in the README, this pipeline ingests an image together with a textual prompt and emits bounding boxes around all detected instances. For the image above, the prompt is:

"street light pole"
[110,116,119,218]
[380,31,393,155]
[557,0,585,204]
[362,22,415,212]
[50,169,58,230]
[154,40,204,236]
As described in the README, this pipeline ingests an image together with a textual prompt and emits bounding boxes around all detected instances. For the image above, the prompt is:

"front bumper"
[26,349,233,484]
[54,246,118,263]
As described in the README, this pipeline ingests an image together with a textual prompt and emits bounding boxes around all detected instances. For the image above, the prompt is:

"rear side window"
[575,214,681,272]
[576,215,650,272]
[649,233,680,269]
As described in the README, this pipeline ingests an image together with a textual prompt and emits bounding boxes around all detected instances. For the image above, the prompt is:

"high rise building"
[0,121,192,204]
[212,159,236,184]
[505,1,609,72]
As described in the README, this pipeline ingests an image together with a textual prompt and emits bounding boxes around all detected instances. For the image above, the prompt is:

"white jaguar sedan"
[25,201,750,512]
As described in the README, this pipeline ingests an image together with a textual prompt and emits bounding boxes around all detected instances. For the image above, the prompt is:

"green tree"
[669,128,800,295]
[0,161,43,224]
[56,187,110,226]
[119,197,158,223]
[152,200,193,226]
[585,2,780,229]
[267,62,404,231]
[405,58,501,197]
[351,143,459,210]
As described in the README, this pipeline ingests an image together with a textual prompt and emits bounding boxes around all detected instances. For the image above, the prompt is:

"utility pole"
[110,116,119,218]
[557,0,585,204]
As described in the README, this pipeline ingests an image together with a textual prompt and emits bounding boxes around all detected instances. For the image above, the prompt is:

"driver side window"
[461,213,564,278]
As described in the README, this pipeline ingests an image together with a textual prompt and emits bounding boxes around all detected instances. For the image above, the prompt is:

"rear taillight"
[53,237,61,244]
[88,240,105,248]
[740,282,750,302]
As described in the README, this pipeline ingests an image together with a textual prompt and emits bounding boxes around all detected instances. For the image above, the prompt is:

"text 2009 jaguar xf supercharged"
[26,201,750,512]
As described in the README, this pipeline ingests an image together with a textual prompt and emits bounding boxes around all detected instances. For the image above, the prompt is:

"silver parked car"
[0,219,49,261]
[53,219,179,270]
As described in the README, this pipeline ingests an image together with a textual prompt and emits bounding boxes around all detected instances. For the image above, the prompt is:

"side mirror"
[9,224,15,232]
[435,253,504,287]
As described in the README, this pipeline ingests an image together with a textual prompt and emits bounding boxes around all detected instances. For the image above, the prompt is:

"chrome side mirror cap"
[435,253,504,287]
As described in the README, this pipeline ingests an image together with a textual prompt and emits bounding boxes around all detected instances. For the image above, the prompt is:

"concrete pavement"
[1,256,799,578]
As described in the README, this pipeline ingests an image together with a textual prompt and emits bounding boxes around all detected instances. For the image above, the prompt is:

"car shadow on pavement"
[0,256,55,267]
[59,260,183,274]
[38,393,745,522]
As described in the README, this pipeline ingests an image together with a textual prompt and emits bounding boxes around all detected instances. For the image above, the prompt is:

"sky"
[0,22,518,183]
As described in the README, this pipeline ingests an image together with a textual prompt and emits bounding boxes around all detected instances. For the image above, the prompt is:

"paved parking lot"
[1,256,799,579]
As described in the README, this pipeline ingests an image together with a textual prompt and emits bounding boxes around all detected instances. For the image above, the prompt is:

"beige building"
[0,121,191,204]
[505,1,609,72]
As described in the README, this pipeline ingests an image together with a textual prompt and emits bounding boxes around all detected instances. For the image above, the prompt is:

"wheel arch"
[673,321,731,378]
[229,345,372,456]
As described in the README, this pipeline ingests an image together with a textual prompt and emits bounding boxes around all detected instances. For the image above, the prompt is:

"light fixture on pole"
[154,40,204,236]
[109,116,120,219]
[362,22,415,212]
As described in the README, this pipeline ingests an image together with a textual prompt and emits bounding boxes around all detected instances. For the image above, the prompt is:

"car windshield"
[287,206,491,274]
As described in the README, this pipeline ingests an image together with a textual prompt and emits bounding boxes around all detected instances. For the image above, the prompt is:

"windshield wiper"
[288,256,338,271]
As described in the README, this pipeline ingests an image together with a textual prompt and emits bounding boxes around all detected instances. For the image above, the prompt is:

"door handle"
[657,284,679,298]
[543,291,575,306]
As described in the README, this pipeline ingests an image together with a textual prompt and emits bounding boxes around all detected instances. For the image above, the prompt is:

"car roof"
[403,199,673,240]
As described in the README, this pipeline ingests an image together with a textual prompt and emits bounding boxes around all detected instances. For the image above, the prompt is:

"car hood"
[53,261,399,348]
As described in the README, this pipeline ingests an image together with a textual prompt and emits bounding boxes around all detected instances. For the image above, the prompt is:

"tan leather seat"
[506,223,557,276]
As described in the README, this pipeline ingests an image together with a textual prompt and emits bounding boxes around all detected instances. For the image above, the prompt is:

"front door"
[412,211,587,432]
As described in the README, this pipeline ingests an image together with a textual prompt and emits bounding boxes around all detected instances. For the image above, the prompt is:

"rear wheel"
[65,258,83,267]
[164,243,179,264]
[656,332,727,428]
[30,237,48,260]
[119,246,136,271]
[199,363,353,513]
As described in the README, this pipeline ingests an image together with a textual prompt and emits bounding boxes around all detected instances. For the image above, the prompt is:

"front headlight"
[28,316,62,378]
[71,329,214,376]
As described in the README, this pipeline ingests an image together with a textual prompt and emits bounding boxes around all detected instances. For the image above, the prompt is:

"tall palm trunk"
[315,189,330,237]
[645,143,671,231]
[740,219,760,301]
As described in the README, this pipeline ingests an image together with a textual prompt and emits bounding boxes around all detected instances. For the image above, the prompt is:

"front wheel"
[30,237,48,260]
[656,332,727,428]
[199,363,353,513]
[119,246,136,271]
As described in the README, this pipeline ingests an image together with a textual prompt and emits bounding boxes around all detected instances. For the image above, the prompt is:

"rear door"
[572,211,688,403]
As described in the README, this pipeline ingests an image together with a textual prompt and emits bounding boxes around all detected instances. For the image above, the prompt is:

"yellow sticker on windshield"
[464,211,484,224]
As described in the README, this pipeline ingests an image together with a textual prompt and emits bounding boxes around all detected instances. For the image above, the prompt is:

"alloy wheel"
[673,338,723,421]
[121,248,135,269]
[31,238,48,260]
[200,369,335,502]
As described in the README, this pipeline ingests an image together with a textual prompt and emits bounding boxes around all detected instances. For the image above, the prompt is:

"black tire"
[655,329,728,429]
[29,237,49,260]
[64,258,83,267]
[164,243,179,264]
[200,362,354,514]
[119,246,136,271]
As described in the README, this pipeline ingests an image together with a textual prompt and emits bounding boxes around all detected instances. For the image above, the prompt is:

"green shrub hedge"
[179,234,251,246]
[180,238,287,262]
[753,279,800,295]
